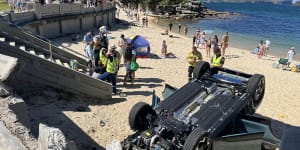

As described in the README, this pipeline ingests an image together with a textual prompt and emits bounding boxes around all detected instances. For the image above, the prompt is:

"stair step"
[19,46,26,51]
[29,49,36,55]
[38,53,46,59]
[63,62,70,68]
[78,68,83,72]
[9,42,15,46]
[0,37,5,42]
[55,59,63,65]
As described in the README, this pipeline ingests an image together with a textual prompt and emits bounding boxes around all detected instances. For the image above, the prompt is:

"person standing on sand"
[257,40,265,59]
[169,22,173,32]
[206,37,212,58]
[286,47,296,68]
[211,47,225,75]
[264,40,271,56]
[161,40,167,58]
[187,46,203,81]
[124,42,133,85]
[193,30,201,48]
[184,25,188,36]
[178,24,182,33]
[117,34,127,65]
[211,35,219,51]
[201,32,206,49]
[221,32,229,56]
[100,45,119,95]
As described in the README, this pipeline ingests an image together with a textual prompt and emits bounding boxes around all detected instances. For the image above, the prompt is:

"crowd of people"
[187,29,227,81]
[83,26,137,95]
[7,0,26,13]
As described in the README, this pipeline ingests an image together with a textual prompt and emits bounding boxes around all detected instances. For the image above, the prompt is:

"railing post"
[49,41,53,61]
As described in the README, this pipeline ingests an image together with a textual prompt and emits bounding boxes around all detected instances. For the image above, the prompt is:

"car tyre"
[183,127,210,150]
[129,102,157,131]
[193,61,210,80]
[246,74,265,113]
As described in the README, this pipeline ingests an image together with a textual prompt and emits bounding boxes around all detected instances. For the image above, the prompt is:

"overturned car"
[121,61,285,150]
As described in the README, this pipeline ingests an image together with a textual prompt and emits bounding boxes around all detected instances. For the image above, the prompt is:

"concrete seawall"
[6,3,116,38]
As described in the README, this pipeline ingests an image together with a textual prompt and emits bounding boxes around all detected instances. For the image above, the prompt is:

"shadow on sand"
[15,87,126,150]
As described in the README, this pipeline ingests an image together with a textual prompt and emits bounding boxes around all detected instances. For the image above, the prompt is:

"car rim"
[254,79,264,103]
[195,137,207,150]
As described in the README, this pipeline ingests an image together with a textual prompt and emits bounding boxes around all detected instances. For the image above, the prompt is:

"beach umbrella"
[127,35,151,58]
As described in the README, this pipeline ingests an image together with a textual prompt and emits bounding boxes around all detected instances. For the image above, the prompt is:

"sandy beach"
[52,9,300,148]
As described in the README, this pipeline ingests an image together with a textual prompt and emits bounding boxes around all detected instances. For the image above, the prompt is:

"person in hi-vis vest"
[210,47,225,75]
[100,45,118,95]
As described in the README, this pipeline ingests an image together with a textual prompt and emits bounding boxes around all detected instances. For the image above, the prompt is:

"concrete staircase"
[0,21,112,100]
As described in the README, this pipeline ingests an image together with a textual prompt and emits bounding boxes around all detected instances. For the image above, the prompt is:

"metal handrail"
[15,26,88,69]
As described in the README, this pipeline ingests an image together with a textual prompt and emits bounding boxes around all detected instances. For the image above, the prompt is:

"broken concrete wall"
[0,121,27,150]
[0,54,18,82]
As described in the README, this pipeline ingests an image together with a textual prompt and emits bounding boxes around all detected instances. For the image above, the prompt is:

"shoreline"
[148,15,299,63]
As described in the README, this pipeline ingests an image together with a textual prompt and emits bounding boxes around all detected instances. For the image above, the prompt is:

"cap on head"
[291,47,296,50]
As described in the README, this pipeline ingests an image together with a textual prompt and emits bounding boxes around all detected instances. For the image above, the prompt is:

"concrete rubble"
[38,123,72,150]
[0,54,18,82]
[0,121,27,150]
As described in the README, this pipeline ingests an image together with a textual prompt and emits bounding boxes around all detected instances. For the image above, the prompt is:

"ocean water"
[159,2,300,60]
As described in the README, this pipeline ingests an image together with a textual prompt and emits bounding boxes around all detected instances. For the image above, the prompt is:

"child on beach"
[161,40,167,58]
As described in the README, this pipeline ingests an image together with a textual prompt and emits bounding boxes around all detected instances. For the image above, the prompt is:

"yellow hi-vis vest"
[212,55,223,67]
[187,51,202,67]
[99,48,107,64]
[106,57,118,74]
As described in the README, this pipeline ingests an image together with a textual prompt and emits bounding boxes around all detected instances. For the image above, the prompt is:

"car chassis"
[121,61,297,150]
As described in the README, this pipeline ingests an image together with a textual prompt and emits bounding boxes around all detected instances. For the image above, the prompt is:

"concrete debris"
[0,54,18,82]
[0,96,38,149]
[106,140,122,150]
[38,123,67,150]
[0,82,11,97]
[0,121,27,150]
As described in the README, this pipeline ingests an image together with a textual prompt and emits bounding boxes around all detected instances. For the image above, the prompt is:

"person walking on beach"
[187,46,203,81]
[257,40,265,59]
[184,25,188,36]
[178,24,182,33]
[286,47,296,68]
[221,32,229,56]
[206,37,212,58]
[117,34,127,65]
[264,40,271,56]
[169,22,173,32]
[161,40,167,58]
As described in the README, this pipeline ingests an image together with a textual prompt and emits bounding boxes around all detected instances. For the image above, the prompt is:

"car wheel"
[247,74,265,109]
[128,102,157,131]
[183,128,211,150]
[193,61,210,80]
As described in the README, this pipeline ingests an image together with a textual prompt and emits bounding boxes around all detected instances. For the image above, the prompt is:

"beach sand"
[53,10,300,147]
